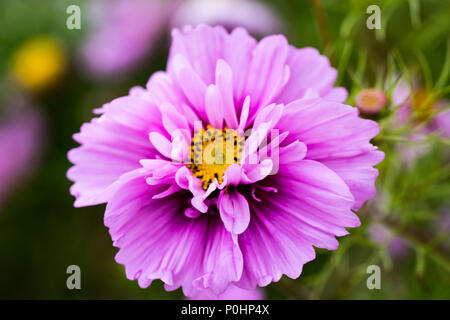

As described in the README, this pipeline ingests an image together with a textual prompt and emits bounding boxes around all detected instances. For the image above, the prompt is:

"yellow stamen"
[187,125,245,190]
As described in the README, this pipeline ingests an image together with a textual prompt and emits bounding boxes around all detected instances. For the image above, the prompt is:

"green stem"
[309,0,331,50]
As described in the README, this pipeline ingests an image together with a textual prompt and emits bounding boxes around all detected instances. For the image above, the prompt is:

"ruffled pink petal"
[192,222,243,296]
[237,158,357,289]
[105,173,201,292]
[243,35,289,115]
[205,84,224,129]
[255,131,290,176]
[158,102,191,138]
[215,59,238,129]
[218,189,250,234]
[171,132,191,162]
[277,47,346,103]
[169,54,208,120]
[242,121,271,163]
[67,93,162,207]
[140,159,180,186]
[222,28,257,106]
[237,96,251,134]
[241,159,274,184]
[323,87,348,103]
[277,98,382,208]
[169,25,227,85]
[105,166,243,298]
[321,150,385,209]
[149,132,172,159]
[175,166,202,192]
[252,102,284,131]
[223,164,242,186]
[277,140,308,164]
[145,71,200,126]
[237,204,315,288]
[191,180,219,213]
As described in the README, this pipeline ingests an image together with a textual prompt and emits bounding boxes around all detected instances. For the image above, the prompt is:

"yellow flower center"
[187,125,245,190]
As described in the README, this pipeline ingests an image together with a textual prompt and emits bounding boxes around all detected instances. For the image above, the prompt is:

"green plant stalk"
[309,0,331,50]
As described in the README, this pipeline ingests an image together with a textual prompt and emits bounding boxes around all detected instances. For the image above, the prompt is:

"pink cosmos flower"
[394,80,450,138]
[68,25,383,298]
[393,79,450,164]
[190,284,264,300]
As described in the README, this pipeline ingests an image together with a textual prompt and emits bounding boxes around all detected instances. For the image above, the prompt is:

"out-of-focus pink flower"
[82,0,282,78]
[392,79,450,164]
[355,88,387,115]
[68,25,382,298]
[391,78,410,107]
[394,80,450,138]
[397,133,430,166]
[81,0,175,77]
[368,223,410,259]
[0,106,44,206]
[190,284,264,300]
[427,101,450,138]
[171,0,281,34]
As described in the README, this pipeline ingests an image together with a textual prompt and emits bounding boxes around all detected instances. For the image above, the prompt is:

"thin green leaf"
[408,0,421,29]
[336,41,353,85]
[415,49,433,89]
[435,40,450,90]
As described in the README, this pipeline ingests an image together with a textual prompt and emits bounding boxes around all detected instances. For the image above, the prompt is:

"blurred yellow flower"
[10,36,65,91]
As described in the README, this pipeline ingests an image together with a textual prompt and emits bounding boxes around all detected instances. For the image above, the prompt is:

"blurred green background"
[0,0,448,299]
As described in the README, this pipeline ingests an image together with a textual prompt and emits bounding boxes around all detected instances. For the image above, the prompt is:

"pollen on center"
[187,125,245,190]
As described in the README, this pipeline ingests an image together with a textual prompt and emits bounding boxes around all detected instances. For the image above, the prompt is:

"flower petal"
[223,28,256,105]
[67,94,161,207]
[278,98,383,208]
[149,132,172,159]
[277,47,346,103]
[215,59,238,129]
[244,35,289,114]
[105,167,243,297]
[205,84,224,129]
[237,159,357,289]
[192,222,243,295]
[170,54,208,119]
[218,189,251,234]
[169,25,227,85]
[321,150,385,209]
